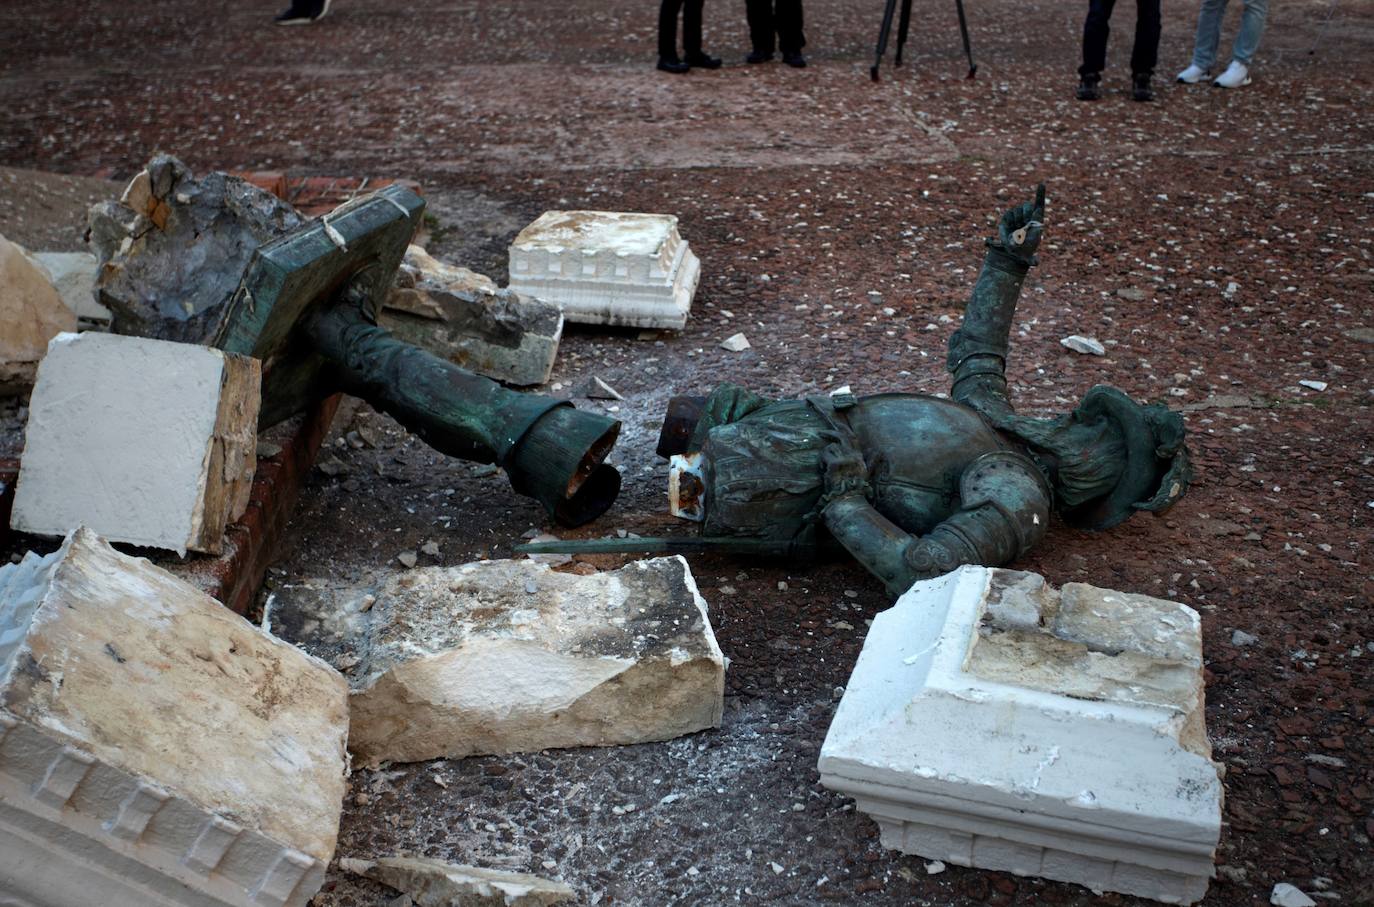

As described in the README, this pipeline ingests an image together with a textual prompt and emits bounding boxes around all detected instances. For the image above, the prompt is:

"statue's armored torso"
[698,392,1014,542]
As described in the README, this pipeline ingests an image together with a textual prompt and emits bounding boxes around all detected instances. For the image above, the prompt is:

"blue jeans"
[1190,0,1269,68]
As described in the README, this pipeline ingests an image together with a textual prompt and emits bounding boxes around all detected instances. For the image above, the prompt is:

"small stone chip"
[1060,335,1106,356]
[720,332,751,352]
[397,551,418,568]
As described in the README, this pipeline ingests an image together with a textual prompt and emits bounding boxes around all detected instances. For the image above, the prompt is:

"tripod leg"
[954,0,978,78]
[896,0,914,66]
[872,0,900,81]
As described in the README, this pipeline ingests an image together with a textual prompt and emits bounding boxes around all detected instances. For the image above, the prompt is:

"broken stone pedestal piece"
[382,245,564,386]
[819,566,1223,905]
[283,556,724,766]
[507,211,700,330]
[11,331,260,555]
[32,250,109,324]
[0,234,78,394]
[88,154,304,342]
[0,528,350,907]
[341,856,575,907]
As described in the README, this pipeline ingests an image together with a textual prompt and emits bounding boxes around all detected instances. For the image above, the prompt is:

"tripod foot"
[870,64,881,82]
[966,64,978,79]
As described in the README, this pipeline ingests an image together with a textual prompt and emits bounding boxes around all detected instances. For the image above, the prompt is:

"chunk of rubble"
[819,566,1223,905]
[31,250,109,323]
[11,332,260,555]
[1060,334,1106,356]
[0,528,350,907]
[341,856,575,907]
[88,154,303,342]
[281,556,724,766]
[720,332,751,353]
[508,211,700,330]
[0,234,78,394]
[382,245,562,387]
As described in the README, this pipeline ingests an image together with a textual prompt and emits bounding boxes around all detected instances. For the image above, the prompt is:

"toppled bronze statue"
[523,186,1192,595]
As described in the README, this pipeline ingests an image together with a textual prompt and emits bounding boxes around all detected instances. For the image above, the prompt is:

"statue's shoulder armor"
[958,450,1052,557]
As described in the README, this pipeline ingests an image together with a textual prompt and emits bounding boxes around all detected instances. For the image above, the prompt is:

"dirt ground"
[1,0,1372,904]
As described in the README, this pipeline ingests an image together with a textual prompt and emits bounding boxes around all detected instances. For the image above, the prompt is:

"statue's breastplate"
[855,395,1013,534]
[698,394,1011,540]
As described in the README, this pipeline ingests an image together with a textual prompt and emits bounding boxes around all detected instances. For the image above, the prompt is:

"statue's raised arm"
[947,183,1046,418]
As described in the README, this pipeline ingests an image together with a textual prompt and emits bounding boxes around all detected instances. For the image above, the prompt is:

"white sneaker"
[1176,64,1209,84]
[1213,61,1251,88]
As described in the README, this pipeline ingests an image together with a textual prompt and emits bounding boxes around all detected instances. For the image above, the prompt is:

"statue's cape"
[987,385,1192,531]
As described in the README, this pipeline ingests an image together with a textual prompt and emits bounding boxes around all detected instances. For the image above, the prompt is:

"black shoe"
[745,50,774,64]
[783,52,807,68]
[1075,73,1102,100]
[1132,72,1154,101]
[275,4,314,24]
[657,57,690,74]
[275,0,329,24]
[685,52,722,69]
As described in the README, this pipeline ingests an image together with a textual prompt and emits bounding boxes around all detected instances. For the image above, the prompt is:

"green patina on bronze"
[212,186,621,526]
[521,186,1193,594]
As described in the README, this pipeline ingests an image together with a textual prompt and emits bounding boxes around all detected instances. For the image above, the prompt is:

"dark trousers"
[1079,0,1160,76]
[659,0,705,60]
[746,0,805,55]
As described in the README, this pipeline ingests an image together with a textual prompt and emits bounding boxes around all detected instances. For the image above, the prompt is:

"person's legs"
[659,0,685,60]
[1189,0,1228,70]
[1129,0,1161,76]
[1079,0,1117,76]
[746,0,776,54]
[776,0,806,55]
[682,0,704,57]
[1230,0,1269,64]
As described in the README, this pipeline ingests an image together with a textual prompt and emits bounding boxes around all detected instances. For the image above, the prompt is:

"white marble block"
[11,331,260,555]
[819,567,1223,905]
[507,211,700,330]
[279,556,725,767]
[0,528,350,907]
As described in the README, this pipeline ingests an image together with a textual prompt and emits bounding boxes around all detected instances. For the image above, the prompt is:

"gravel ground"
[1,0,1371,904]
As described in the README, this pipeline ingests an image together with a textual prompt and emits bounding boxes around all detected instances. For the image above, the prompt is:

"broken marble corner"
[0,233,78,395]
[277,555,725,767]
[819,566,1223,905]
[507,211,701,331]
[341,856,575,907]
[10,331,260,556]
[0,528,350,907]
[382,244,564,387]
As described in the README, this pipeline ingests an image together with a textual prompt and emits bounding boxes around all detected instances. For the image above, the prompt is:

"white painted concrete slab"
[819,566,1223,904]
[507,211,700,330]
[10,331,259,555]
[0,528,350,907]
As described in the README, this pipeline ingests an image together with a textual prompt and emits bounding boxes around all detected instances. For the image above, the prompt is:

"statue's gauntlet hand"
[820,443,867,499]
[993,183,1046,267]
